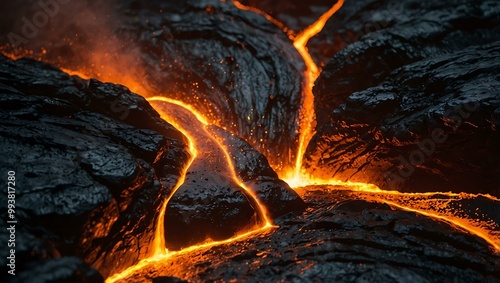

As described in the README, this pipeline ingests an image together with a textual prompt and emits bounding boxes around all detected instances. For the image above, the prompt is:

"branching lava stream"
[1,0,498,282]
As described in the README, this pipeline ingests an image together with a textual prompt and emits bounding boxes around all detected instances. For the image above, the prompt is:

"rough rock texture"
[122,0,304,172]
[239,0,333,33]
[0,55,191,279]
[9,257,104,283]
[207,125,306,219]
[151,101,260,251]
[312,0,500,126]
[122,187,500,283]
[0,0,305,172]
[305,0,500,196]
[150,101,305,251]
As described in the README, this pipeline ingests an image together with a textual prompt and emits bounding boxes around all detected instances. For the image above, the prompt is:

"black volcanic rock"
[121,0,304,172]
[238,0,333,33]
[305,0,500,196]
[0,55,191,279]
[151,101,260,251]
[123,187,500,283]
[207,125,306,218]
[163,172,257,251]
[0,0,305,172]
[305,42,500,196]
[10,257,104,283]
[311,0,500,127]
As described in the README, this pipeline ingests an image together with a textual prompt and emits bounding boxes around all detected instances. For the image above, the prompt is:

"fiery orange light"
[294,179,500,254]
[105,225,274,283]
[380,199,500,253]
[289,0,345,180]
[150,124,197,258]
[231,0,345,179]
[104,96,277,283]
[232,1,292,36]
[3,1,499,281]
[148,96,273,226]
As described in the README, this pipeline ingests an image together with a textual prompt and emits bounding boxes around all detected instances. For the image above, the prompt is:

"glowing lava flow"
[150,117,198,258]
[147,96,273,227]
[106,96,275,283]
[289,0,345,181]
[231,0,344,179]
[294,180,500,253]
[230,2,500,254]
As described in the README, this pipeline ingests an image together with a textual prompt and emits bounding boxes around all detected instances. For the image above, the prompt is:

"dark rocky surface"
[0,54,307,280]
[152,101,260,251]
[311,0,500,126]
[151,102,305,251]
[305,0,500,196]
[0,0,499,282]
[0,55,191,280]
[0,0,306,172]
[119,0,305,171]
[238,0,333,33]
[124,187,500,283]
[9,257,104,283]
[208,125,306,219]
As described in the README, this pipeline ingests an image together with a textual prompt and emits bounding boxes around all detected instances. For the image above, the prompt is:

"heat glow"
[232,0,500,254]
[1,1,498,282]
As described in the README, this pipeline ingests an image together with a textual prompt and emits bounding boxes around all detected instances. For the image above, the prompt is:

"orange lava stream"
[380,200,500,252]
[232,1,292,37]
[231,0,345,180]
[234,0,500,253]
[289,0,345,179]
[294,179,500,253]
[105,225,273,283]
[150,123,197,258]
[2,2,499,281]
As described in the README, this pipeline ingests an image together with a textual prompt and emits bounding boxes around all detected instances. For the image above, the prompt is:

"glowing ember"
[288,0,344,179]
[1,1,499,282]
[148,96,274,228]
[294,180,500,253]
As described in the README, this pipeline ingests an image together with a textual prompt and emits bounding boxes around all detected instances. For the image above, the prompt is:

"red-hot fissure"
[2,1,498,282]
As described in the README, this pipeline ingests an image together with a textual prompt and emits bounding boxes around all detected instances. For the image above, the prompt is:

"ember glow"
[105,96,276,283]
[289,0,345,180]
[147,96,274,228]
[1,0,499,282]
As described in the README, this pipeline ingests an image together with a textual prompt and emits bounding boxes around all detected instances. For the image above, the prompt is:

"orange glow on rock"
[292,178,500,254]
[2,2,499,282]
[105,96,276,283]
[289,0,345,179]
[148,96,274,227]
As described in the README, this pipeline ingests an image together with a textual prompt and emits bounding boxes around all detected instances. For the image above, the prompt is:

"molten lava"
[105,96,276,283]
[1,0,499,282]
[290,0,345,180]
[148,96,273,229]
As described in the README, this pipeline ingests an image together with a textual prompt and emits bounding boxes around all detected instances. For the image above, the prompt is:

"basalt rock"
[122,0,305,172]
[124,187,500,282]
[207,125,306,219]
[305,0,500,196]
[0,0,305,172]
[311,0,500,127]
[151,100,305,251]
[0,55,191,279]
[163,171,258,251]
[153,102,260,251]
[238,0,334,33]
[305,42,500,196]
[10,257,104,283]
